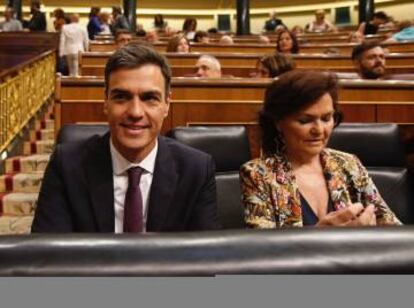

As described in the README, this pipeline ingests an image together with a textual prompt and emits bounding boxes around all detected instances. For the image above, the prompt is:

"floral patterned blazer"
[240,148,402,228]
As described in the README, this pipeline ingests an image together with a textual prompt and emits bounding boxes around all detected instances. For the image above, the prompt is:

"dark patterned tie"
[123,166,144,232]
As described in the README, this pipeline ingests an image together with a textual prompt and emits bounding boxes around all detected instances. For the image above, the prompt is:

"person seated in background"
[135,25,146,38]
[32,44,220,233]
[258,35,271,45]
[264,11,286,32]
[219,35,234,45]
[194,31,210,43]
[146,30,160,43]
[153,14,167,31]
[115,29,133,49]
[357,11,389,35]
[348,31,365,43]
[291,25,304,36]
[195,55,222,78]
[385,20,414,43]
[352,41,386,79]
[276,29,299,54]
[0,6,23,32]
[166,34,190,52]
[306,9,337,33]
[240,70,401,228]
[59,14,89,77]
[254,53,295,78]
[182,18,197,40]
[111,6,130,34]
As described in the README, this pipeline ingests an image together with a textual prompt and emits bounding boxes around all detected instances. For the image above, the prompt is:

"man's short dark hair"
[104,44,172,97]
[115,29,133,41]
[31,0,41,9]
[351,40,382,61]
[373,11,388,21]
[112,6,122,15]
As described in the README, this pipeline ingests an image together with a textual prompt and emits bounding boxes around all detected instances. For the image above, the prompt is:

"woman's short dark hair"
[259,53,296,78]
[104,44,171,97]
[276,30,299,54]
[259,70,342,155]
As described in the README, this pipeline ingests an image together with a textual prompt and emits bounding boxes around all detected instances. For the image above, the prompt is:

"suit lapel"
[84,133,115,232]
[146,137,178,231]
[273,154,303,227]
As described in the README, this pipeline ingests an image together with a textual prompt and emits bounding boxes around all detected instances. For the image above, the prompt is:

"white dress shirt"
[110,140,158,233]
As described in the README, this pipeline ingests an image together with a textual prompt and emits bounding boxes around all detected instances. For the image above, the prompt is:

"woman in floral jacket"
[240,70,401,228]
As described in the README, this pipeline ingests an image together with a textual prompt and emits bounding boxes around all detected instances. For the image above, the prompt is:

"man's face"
[356,46,386,79]
[104,65,170,162]
[115,34,132,48]
[5,8,13,20]
[196,58,221,78]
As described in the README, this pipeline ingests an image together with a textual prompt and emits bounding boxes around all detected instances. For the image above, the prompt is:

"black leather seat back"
[328,123,405,167]
[168,126,251,172]
[368,167,414,224]
[57,124,109,144]
[215,172,244,229]
[328,123,412,223]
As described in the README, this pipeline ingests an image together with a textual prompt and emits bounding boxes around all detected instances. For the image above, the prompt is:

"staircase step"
[30,129,55,141]
[0,216,33,234]
[35,119,54,130]
[0,173,44,193]
[23,140,54,155]
[5,154,50,173]
[0,192,38,216]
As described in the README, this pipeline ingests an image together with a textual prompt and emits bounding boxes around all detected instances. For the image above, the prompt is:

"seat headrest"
[169,126,251,172]
[57,124,109,144]
[328,123,405,167]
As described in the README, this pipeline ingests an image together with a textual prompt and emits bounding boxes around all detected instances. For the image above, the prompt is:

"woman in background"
[182,18,197,40]
[166,34,190,53]
[240,70,401,228]
[52,8,67,32]
[154,14,167,31]
[276,29,299,54]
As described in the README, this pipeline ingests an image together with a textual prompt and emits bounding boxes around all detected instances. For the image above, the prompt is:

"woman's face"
[177,38,190,53]
[278,32,293,53]
[277,93,335,159]
[256,62,270,78]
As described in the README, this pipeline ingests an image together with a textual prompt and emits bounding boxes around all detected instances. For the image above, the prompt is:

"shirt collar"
[110,138,158,176]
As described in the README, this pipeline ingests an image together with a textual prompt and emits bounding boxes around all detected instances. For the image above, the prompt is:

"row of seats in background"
[78,51,414,77]
[57,123,414,227]
[89,36,414,54]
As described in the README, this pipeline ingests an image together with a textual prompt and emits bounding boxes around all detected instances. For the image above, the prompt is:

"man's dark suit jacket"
[31,134,220,232]
[264,18,285,32]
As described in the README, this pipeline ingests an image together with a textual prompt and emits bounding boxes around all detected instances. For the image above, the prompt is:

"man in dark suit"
[32,44,220,232]
[264,11,285,32]
[24,1,46,31]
